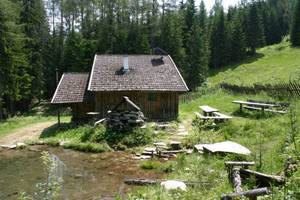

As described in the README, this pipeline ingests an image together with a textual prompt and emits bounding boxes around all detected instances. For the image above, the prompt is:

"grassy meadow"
[208,41,300,86]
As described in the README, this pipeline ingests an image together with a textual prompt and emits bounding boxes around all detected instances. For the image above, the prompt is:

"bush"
[140,160,162,170]
[62,142,111,153]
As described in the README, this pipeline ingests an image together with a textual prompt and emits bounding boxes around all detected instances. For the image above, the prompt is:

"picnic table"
[196,105,232,122]
[199,105,219,116]
[232,100,279,113]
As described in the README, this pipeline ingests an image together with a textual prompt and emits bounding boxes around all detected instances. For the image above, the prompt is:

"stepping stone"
[154,142,167,148]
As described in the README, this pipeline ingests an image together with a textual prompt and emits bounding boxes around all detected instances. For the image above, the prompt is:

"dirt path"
[0,121,56,145]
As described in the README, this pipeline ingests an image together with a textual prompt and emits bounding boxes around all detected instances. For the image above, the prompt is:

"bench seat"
[244,106,288,114]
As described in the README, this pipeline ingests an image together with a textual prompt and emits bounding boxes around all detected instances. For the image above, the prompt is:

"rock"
[36,140,45,145]
[144,147,156,152]
[186,149,193,154]
[140,155,151,160]
[0,144,17,149]
[161,180,187,191]
[16,142,26,148]
[194,141,251,156]
[133,156,141,160]
[154,142,167,148]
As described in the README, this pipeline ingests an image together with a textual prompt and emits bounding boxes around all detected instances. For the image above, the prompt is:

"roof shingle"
[51,73,90,104]
[88,55,188,92]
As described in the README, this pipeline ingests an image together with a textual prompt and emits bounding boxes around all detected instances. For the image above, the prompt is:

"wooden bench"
[244,106,288,114]
[233,100,288,114]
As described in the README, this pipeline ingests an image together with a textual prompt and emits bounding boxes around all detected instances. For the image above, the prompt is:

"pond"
[0,146,162,200]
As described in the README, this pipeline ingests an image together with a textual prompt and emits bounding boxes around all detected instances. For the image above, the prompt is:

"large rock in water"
[161,180,187,191]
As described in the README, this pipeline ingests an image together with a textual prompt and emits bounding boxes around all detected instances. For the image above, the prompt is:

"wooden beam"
[221,187,269,200]
[225,161,255,167]
[240,169,285,185]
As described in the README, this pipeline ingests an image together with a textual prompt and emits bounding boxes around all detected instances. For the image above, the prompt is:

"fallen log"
[124,178,210,187]
[221,187,269,200]
[240,169,285,186]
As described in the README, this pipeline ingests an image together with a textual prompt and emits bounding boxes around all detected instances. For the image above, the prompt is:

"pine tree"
[246,2,265,54]
[198,0,207,30]
[230,14,247,62]
[186,24,209,90]
[64,31,84,72]
[291,0,300,46]
[210,7,229,68]
[20,0,50,101]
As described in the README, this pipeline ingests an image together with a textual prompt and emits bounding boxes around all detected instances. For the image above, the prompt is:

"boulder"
[161,180,187,191]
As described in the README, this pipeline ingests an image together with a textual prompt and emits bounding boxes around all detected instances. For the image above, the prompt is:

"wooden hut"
[51,54,188,122]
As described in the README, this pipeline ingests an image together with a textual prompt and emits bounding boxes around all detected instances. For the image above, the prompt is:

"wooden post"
[240,104,243,112]
[56,68,61,127]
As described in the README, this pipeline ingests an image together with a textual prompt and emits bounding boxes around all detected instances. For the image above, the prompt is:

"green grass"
[128,90,300,199]
[0,115,70,138]
[208,41,300,86]
[39,123,158,152]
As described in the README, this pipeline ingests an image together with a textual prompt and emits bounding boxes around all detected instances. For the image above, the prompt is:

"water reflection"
[0,146,162,200]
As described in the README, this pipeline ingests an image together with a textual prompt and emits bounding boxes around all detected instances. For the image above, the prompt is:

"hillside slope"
[208,41,300,86]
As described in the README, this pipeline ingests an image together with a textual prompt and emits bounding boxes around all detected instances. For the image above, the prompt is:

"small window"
[148,93,157,102]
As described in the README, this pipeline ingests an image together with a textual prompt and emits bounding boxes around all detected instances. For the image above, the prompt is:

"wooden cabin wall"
[72,101,94,122]
[95,91,178,120]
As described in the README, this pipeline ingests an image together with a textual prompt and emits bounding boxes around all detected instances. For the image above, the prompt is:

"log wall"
[95,91,179,120]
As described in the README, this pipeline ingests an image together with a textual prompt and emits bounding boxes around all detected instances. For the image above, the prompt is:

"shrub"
[140,160,161,170]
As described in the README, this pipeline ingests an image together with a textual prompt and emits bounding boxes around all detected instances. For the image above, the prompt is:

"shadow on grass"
[232,109,277,120]
[209,53,265,77]
[40,122,77,138]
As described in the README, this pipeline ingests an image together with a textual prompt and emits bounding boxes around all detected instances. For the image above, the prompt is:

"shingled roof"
[51,73,90,104]
[88,55,189,92]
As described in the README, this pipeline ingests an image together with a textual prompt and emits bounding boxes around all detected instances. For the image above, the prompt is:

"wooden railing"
[220,81,300,98]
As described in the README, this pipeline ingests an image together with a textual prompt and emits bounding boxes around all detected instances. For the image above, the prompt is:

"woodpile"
[107,96,145,131]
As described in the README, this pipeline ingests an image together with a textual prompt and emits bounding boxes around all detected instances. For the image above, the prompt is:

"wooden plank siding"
[95,91,179,120]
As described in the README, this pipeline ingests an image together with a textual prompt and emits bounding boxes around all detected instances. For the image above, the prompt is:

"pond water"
[0,146,162,200]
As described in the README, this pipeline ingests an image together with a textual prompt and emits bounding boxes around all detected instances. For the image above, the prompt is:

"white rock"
[161,180,187,191]
[16,142,26,148]
[0,144,17,149]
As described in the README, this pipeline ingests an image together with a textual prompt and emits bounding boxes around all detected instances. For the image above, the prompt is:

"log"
[124,178,210,187]
[240,169,285,186]
[221,187,269,200]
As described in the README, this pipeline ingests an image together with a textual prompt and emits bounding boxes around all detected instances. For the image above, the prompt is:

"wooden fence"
[220,82,300,98]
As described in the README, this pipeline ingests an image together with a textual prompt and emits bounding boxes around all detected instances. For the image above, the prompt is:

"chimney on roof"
[123,55,129,72]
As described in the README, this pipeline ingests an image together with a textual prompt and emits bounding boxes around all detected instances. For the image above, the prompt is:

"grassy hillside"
[208,41,300,86]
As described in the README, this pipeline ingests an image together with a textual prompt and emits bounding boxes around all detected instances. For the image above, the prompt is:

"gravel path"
[0,121,56,145]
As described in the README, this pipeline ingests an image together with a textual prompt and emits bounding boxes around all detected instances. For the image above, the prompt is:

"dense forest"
[0,0,298,118]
